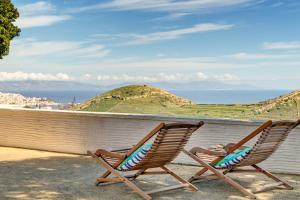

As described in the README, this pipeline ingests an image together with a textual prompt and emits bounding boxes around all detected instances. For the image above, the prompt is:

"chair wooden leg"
[252,165,293,190]
[88,151,113,186]
[121,174,152,200]
[183,149,224,182]
[189,167,209,182]
[189,162,233,182]
[183,149,256,199]
[182,150,210,182]
[95,170,112,186]
[142,166,198,196]
[125,169,146,180]
[223,166,235,175]
[88,151,152,200]
[89,151,124,186]
[161,166,198,192]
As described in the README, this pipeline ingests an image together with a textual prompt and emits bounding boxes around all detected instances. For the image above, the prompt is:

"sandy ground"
[0,147,299,200]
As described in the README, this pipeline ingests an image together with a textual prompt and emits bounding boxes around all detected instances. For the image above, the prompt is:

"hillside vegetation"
[252,90,300,120]
[75,85,193,115]
[75,85,300,120]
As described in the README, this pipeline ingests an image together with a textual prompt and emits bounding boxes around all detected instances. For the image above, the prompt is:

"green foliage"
[0,0,20,58]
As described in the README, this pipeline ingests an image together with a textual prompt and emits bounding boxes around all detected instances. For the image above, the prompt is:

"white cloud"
[68,0,257,13]
[5,41,299,73]
[270,2,284,8]
[19,1,54,16]
[73,45,111,58]
[0,71,237,82]
[0,39,110,75]
[263,41,300,50]
[9,38,110,58]
[83,74,92,80]
[15,15,71,28]
[84,52,300,71]
[227,52,298,60]
[90,57,250,70]
[106,23,233,45]
[15,1,71,28]
[0,72,72,81]
[257,61,300,67]
[135,23,233,44]
[150,13,192,21]
[213,73,239,81]
[96,72,238,83]
[196,72,208,80]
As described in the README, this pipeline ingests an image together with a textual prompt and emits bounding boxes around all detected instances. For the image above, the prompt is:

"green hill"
[252,90,300,119]
[75,85,300,120]
[75,85,194,115]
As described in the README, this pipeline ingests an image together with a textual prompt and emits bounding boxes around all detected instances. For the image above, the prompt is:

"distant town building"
[0,92,62,110]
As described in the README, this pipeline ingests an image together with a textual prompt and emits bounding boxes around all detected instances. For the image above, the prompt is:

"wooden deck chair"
[87,121,204,200]
[184,120,300,199]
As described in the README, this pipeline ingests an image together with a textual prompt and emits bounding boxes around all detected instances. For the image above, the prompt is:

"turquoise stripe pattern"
[214,147,252,169]
[117,144,152,171]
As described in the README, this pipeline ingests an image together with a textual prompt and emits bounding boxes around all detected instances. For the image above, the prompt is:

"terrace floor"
[0,147,299,200]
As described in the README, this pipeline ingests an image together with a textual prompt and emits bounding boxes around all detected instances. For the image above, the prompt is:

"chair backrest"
[130,122,204,170]
[237,120,300,167]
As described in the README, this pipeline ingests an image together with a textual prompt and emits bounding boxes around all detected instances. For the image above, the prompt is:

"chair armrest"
[223,143,249,152]
[95,149,126,159]
[190,147,226,157]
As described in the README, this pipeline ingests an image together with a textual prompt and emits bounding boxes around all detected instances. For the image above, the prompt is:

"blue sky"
[0,0,300,89]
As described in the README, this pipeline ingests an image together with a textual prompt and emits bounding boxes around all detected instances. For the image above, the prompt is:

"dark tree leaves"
[0,0,21,59]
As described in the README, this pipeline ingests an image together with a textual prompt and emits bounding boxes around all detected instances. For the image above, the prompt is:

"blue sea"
[14,90,293,104]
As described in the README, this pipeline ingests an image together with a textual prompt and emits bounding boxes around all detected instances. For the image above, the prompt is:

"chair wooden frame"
[184,119,300,199]
[88,122,204,200]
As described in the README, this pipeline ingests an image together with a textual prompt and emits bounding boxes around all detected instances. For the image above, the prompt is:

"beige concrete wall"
[0,108,299,174]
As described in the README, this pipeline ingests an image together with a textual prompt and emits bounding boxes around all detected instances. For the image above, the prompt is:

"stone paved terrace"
[1,147,299,200]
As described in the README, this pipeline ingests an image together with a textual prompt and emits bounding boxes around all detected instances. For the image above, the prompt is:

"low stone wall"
[0,108,299,174]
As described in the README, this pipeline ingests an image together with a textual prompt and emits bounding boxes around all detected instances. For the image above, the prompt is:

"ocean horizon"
[5,89,293,104]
